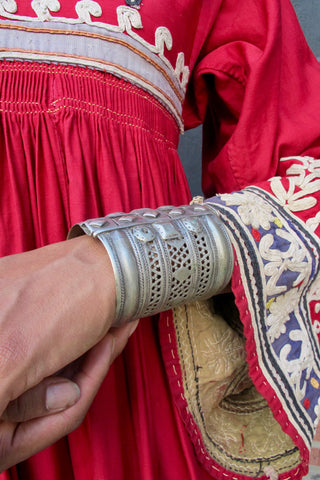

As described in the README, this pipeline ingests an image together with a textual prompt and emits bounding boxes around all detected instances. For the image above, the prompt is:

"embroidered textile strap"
[69,203,234,325]
[160,183,320,480]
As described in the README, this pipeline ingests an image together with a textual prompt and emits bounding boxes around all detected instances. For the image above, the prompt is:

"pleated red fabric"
[1,0,320,478]
[0,61,216,480]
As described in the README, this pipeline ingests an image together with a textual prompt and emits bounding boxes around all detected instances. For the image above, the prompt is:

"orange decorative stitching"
[0,102,177,149]
[0,22,184,102]
[0,62,177,124]
[48,103,176,148]
[0,47,182,124]
[0,99,41,105]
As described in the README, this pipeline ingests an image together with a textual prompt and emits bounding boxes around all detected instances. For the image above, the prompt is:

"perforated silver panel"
[70,203,234,324]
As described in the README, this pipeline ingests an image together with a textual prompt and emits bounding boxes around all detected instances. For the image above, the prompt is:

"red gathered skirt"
[0,61,214,480]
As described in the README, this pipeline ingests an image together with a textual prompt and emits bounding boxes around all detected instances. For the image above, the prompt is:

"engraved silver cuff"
[69,204,234,325]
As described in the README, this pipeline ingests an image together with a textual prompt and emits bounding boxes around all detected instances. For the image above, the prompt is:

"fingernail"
[46,381,81,412]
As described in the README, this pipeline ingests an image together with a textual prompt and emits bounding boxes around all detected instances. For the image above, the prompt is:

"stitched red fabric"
[0,0,320,479]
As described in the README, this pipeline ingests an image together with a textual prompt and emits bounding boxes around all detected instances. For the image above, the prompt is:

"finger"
[55,319,139,381]
[3,319,139,424]
[108,319,139,363]
[2,377,80,423]
[0,322,136,471]
[63,320,138,392]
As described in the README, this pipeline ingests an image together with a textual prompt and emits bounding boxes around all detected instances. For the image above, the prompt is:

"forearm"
[0,235,116,410]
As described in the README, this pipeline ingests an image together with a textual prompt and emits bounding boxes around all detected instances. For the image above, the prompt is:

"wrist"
[67,235,116,328]
[69,204,233,324]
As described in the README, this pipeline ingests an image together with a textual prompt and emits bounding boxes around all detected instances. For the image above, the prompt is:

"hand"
[0,321,138,471]
[0,236,117,417]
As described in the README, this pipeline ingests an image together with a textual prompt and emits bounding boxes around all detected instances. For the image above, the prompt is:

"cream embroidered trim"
[271,156,320,233]
[0,1,190,90]
[0,1,189,130]
[0,39,183,129]
[209,186,320,449]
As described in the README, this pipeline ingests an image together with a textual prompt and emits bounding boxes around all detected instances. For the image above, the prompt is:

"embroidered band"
[0,2,190,130]
[208,187,320,450]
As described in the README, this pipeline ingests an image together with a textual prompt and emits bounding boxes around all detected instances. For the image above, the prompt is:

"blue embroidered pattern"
[208,186,320,448]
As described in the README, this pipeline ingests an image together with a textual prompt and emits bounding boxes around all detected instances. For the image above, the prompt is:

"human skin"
[0,236,137,470]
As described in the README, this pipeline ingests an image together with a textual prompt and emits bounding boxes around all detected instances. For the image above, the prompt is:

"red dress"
[0,1,320,479]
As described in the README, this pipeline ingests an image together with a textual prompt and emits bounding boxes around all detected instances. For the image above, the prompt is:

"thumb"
[2,319,139,424]
[2,377,80,423]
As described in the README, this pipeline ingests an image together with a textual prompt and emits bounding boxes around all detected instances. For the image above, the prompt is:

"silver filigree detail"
[69,204,234,324]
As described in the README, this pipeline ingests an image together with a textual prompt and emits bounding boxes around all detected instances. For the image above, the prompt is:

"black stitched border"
[210,190,320,444]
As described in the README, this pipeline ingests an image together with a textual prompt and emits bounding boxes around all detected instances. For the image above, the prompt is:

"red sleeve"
[183,0,320,197]
[161,2,320,480]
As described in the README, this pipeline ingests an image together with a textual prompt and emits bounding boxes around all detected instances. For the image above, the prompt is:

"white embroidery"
[266,290,298,341]
[115,5,142,32]
[174,52,189,90]
[215,187,320,427]
[306,211,320,233]
[271,156,320,230]
[280,156,320,187]
[260,229,310,297]
[315,397,320,426]
[279,328,313,401]
[0,0,17,13]
[313,320,320,335]
[0,1,190,92]
[213,178,320,449]
[220,192,275,230]
[31,0,60,21]
[211,190,320,448]
[75,0,102,24]
[154,26,172,55]
[270,176,318,212]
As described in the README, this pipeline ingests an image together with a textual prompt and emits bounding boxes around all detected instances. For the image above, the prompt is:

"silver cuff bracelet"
[69,203,234,325]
